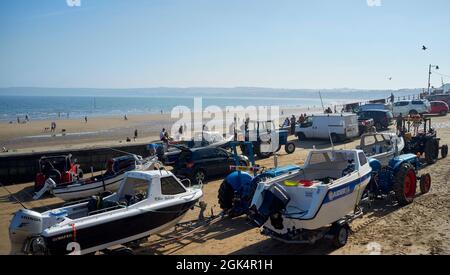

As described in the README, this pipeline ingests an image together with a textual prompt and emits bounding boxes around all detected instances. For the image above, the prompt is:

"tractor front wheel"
[393,163,417,206]
[218,180,234,211]
[419,173,431,194]
[285,142,296,154]
[424,139,439,164]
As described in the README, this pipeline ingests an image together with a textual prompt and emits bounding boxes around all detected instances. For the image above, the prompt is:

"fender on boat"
[225,171,253,191]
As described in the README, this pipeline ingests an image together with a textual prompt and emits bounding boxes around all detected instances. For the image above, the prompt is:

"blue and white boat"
[249,149,372,247]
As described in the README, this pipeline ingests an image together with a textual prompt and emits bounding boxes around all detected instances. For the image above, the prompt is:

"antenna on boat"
[319,91,335,151]
[0,182,28,209]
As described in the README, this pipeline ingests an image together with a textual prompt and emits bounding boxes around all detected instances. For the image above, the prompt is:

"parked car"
[357,110,394,131]
[430,101,449,115]
[173,147,249,185]
[426,94,450,106]
[295,113,359,142]
[358,103,392,112]
[393,100,431,117]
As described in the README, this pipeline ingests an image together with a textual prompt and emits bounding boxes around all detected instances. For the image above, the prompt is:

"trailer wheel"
[331,223,349,248]
[441,145,448,159]
[285,142,296,154]
[419,173,431,194]
[425,139,439,164]
[218,179,234,211]
[393,163,417,206]
[109,247,135,255]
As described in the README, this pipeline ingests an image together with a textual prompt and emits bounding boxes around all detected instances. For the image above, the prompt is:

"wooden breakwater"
[0,143,156,185]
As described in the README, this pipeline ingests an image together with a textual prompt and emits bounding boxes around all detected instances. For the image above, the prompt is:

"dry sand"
[0,114,448,255]
[0,106,322,154]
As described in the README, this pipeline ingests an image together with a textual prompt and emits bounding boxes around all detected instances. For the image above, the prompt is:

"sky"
[0,0,449,90]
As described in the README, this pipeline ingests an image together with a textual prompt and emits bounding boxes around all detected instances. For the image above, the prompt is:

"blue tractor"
[218,141,300,217]
[367,154,431,206]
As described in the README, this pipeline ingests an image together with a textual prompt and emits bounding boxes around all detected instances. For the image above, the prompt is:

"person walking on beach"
[84,116,88,123]
[17,117,20,124]
[25,115,29,122]
[124,114,128,121]
[160,128,169,145]
[134,129,138,141]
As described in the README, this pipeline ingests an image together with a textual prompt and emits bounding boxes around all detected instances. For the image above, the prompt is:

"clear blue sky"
[1,0,449,90]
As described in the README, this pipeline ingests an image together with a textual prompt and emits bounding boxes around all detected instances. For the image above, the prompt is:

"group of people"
[282,114,310,134]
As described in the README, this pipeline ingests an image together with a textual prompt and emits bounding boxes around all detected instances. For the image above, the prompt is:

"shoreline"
[0,106,324,154]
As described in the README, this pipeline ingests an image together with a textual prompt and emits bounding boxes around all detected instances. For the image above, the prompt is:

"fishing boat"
[249,149,372,247]
[10,170,203,255]
[358,133,404,167]
[33,155,161,201]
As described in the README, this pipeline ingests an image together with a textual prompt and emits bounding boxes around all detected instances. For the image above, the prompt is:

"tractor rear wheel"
[419,173,431,194]
[393,163,417,206]
[218,179,234,211]
[441,145,448,159]
[425,139,439,164]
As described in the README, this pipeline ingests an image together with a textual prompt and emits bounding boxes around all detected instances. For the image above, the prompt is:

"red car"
[430,101,449,116]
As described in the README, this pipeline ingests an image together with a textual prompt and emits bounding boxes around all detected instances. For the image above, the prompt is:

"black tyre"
[419,173,431,194]
[255,144,272,159]
[192,169,206,185]
[218,179,234,211]
[424,139,439,164]
[297,132,307,141]
[331,223,349,248]
[77,169,84,179]
[330,133,339,143]
[109,247,135,255]
[409,110,418,116]
[285,142,296,154]
[393,163,417,206]
[441,145,448,159]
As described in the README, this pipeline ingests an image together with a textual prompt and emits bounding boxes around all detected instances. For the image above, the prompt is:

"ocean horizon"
[0,87,425,121]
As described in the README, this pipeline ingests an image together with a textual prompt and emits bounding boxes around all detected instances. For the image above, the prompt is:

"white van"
[295,113,359,142]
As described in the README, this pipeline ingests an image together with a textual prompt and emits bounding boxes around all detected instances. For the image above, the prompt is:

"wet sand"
[0,106,322,154]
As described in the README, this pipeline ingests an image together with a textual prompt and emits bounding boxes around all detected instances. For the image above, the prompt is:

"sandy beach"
[0,114,449,255]
[0,106,323,154]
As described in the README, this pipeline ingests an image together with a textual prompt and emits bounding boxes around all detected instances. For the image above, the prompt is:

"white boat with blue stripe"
[249,149,372,247]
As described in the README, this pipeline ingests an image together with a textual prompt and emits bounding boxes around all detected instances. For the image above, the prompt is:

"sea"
[0,87,423,121]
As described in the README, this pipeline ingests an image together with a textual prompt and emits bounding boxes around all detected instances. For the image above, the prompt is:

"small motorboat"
[33,155,161,201]
[249,149,372,247]
[358,133,404,167]
[10,170,203,255]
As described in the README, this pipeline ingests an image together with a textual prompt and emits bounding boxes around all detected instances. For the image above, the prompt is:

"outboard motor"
[249,183,290,230]
[9,209,44,255]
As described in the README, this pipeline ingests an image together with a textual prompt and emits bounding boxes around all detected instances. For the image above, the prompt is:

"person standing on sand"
[290,115,296,135]
[17,117,20,124]
[134,129,138,141]
[84,116,88,123]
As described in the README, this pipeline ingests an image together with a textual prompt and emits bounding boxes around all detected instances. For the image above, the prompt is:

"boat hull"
[42,199,199,255]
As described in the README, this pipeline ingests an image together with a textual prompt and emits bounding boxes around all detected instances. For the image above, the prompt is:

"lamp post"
[428,64,440,94]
